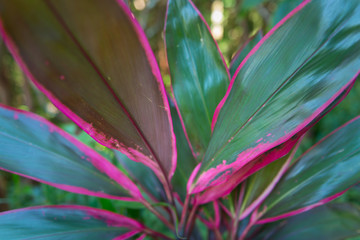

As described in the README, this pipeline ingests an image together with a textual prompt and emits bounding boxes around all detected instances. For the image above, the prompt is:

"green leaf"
[255,203,360,240]
[165,0,229,157]
[0,205,144,239]
[191,0,360,194]
[0,0,176,180]
[258,117,360,223]
[0,105,142,201]
[169,99,197,200]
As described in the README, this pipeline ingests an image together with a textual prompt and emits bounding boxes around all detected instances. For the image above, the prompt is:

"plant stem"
[179,194,190,231]
[230,182,246,240]
[185,203,199,237]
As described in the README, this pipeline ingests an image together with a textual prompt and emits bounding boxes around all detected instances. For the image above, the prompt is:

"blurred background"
[0,0,358,223]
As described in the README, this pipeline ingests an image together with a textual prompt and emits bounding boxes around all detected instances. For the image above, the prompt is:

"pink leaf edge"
[211,0,311,131]
[0,1,176,181]
[115,0,177,180]
[191,74,357,201]
[0,104,143,201]
[163,0,230,159]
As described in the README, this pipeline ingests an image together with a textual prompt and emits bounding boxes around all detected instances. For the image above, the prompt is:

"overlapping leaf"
[165,0,229,158]
[0,205,145,239]
[0,0,176,180]
[190,0,360,194]
[0,105,142,201]
[256,116,360,223]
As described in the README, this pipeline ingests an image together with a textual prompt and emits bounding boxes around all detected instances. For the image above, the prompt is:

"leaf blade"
[0,105,143,201]
[191,0,360,193]
[194,78,356,203]
[0,205,144,240]
[165,0,229,157]
[0,0,176,180]
[254,203,360,240]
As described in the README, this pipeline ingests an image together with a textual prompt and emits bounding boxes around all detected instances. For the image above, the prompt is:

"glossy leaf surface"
[165,0,229,157]
[0,205,144,239]
[258,116,360,223]
[0,105,142,201]
[229,31,262,77]
[191,0,360,194]
[0,0,176,179]
[255,204,360,240]
[195,80,354,204]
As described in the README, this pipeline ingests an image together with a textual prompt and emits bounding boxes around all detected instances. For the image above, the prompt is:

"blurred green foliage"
[0,0,358,225]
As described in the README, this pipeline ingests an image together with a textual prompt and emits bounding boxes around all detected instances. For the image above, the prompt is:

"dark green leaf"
[169,99,197,200]
[165,0,229,157]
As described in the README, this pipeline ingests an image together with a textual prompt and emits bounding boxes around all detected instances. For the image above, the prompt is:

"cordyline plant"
[0,0,359,239]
